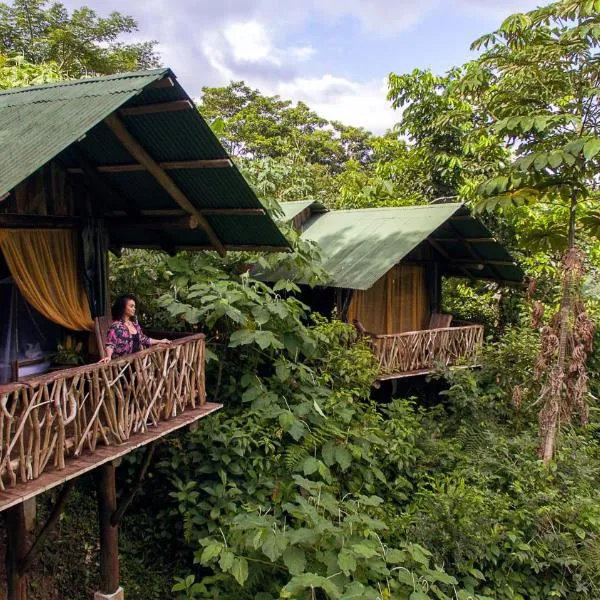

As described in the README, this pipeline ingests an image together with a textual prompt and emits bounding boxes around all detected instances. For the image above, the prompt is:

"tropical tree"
[199,81,375,171]
[456,0,600,462]
[387,68,508,203]
[0,53,61,87]
[0,0,159,76]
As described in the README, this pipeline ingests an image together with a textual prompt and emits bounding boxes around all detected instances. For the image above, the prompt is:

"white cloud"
[289,46,316,62]
[199,19,396,132]
[224,21,279,65]
[313,0,438,34]
[265,75,398,133]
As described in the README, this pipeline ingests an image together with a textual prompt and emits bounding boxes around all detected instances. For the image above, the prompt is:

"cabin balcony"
[368,323,484,380]
[0,333,217,510]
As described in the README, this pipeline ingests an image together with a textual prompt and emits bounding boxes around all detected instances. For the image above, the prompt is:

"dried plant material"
[527,278,537,300]
[512,385,523,408]
[531,301,545,328]
[532,248,596,463]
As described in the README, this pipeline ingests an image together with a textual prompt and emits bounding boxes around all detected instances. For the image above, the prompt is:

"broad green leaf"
[322,441,336,466]
[218,549,235,571]
[303,456,320,475]
[338,548,357,574]
[351,542,378,558]
[200,541,223,563]
[231,557,249,586]
[262,532,287,562]
[386,548,407,564]
[282,573,341,599]
[282,546,306,575]
[410,592,430,600]
[533,153,548,171]
[335,446,352,471]
[547,151,563,168]
[583,138,600,160]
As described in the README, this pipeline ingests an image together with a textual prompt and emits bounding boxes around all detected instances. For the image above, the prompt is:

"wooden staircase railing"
[369,325,484,376]
[0,334,205,489]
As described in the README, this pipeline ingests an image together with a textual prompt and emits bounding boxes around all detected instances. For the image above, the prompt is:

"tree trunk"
[541,195,578,465]
[5,504,28,600]
[97,463,120,594]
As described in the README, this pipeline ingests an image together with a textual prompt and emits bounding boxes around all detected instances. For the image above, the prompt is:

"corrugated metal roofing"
[264,203,523,289]
[0,68,290,252]
[277,200,324,222]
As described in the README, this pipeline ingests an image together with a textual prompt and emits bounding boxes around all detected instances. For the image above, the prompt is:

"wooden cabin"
[270,201,523,380]
[0,69,289,600]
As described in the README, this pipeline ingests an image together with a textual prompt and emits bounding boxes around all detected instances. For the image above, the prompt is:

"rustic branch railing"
[0,334,205,489]
[369,325,484,376]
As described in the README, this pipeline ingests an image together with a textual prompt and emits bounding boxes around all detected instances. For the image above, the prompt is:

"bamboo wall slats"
[369,325,484,375]
[0,334,205,489]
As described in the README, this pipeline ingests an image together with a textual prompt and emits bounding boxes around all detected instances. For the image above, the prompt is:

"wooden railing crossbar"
[0,334,205,489]
[369,325,484,375]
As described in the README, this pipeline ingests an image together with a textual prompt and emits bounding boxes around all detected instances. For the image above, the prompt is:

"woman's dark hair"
[111,294,136,321]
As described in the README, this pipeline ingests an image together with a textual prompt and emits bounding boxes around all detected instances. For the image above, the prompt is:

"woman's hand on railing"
[97,356,111,364]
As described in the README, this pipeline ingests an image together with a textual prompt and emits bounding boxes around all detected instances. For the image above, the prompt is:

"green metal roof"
[265,203,523,289]
[277,200,324,222]
[0,68,289,252]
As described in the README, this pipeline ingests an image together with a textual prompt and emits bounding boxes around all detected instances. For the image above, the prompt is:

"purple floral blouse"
[106,321,151,358]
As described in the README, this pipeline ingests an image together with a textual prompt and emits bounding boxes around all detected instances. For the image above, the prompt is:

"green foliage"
[0,53,61,88]
[387,68,508,203]
[0,0,159,77]
[199,81,374,172]
[459,0,600,253]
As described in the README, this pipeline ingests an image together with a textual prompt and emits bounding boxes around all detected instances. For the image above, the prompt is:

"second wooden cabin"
[270,201,524,380]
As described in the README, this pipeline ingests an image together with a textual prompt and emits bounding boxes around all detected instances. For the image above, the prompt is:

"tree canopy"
[0,0,159,76]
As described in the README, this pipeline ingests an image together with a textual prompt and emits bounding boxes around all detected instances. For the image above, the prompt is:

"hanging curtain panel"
[0,230,94,331]
[347,264,429,335]
[81,220,109,318]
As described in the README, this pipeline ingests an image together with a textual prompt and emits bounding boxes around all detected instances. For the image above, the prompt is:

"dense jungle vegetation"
[1,0,600,598]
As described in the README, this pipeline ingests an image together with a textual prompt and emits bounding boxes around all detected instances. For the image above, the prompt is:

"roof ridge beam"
[119,100,193,117]
[103,112,227,256]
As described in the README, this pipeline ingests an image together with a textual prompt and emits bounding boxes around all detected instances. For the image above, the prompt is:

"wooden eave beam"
[453,259,517,266]
[69,150,177,255]
[68,149,139,218]
[432,237,496,244]
[0,214,80,229]
[66,159,232,174]
[106,208,264,217]
[123,243,290,253]
[427,237,475,281]
[119,100,193,117]
[103,113,226,257]
[201,208,264,216]
[107,215,200,230]
[446,220,506,282]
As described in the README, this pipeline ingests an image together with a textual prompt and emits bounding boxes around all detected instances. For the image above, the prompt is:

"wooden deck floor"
[374,364,479,384]
[0,402,222,513]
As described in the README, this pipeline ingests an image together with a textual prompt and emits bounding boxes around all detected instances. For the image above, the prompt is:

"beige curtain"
[0,230,94,331]
[348,264,429,334]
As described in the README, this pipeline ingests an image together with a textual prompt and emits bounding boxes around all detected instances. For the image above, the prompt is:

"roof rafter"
[66,159,232,174]
[427,237,476,282]
[446,220,507,282]
[103,112,227,257]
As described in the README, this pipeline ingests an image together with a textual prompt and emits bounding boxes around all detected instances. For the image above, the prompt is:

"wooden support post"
[97,463,120,595]
[5,504,28,600]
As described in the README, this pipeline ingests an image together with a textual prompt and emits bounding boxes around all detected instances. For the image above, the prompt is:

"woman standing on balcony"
[99,294,170,363]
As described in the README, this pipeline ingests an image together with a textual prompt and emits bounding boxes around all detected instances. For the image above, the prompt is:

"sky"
[64,0,543,133]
